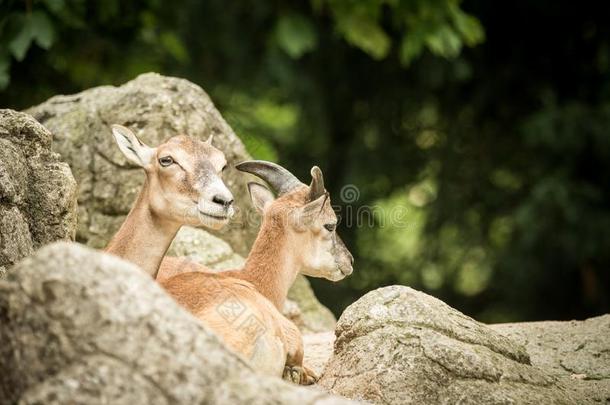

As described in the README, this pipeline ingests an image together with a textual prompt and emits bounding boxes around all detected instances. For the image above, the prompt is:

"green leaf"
[30,11,55,49]
[8,11,55,60]
[450,6,485,46]
[43,0,66,15]
[425,26,462,58]
[160,31,189,63]
[9,23,33,61]
[400,37,423,66]
[0,55,10,90]
[275,14,318,59]
[399,30,425,66]
[336,14,390,60]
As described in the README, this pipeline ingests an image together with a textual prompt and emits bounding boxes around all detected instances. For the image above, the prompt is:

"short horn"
[236,160,303,196]
[309,166,325,201]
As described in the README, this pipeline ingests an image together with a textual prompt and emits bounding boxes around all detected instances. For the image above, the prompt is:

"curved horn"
[236,160,303,196]
[309,166,325,201]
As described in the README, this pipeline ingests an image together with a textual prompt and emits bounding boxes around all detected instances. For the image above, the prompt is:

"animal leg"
[282,364,318,385]
[280,317,318,385]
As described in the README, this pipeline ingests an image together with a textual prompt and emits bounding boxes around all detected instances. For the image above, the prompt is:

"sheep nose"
[213,194,234,208]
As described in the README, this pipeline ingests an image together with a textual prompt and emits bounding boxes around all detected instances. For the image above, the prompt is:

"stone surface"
[0,242,355,404]
[26,73,335,334]
[0,109,77,275]
[491,315,610,404]
[304,332,336,377]
[319,285,592,404]
[168,226,245,271]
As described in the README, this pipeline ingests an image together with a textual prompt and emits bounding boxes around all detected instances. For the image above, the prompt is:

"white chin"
[197,212,230,229]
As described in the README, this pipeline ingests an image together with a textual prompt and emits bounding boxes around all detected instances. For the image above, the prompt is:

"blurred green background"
[2,0,609,323]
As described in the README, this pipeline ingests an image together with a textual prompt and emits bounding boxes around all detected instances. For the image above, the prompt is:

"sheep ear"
[111,125,155,167]
[248,182,275,214]
[295,192,327,229]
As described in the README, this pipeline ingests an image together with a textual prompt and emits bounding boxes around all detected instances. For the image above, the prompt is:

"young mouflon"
[105,125,234,278]
[160,161,353,384]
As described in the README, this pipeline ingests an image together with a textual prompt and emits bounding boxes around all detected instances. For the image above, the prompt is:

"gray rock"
[491,315,610,404]
[0,109,77,274]
[26,73,335,333]
[304,332,336,377]
[168,226,245,270]
[319,285,588,404]
[0,242,356,404]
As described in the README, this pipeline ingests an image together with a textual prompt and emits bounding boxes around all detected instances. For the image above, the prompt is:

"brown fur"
[105,129,231,278]
[159,186,351,383]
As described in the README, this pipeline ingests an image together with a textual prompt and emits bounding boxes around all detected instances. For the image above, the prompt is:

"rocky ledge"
[318,286,609,404]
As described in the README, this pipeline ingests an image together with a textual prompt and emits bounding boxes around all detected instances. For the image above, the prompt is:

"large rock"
[26,73,335,334]
[319,285,591,404]
[491,315,610,403]
[0,242,354,404]
[0,110,77,278]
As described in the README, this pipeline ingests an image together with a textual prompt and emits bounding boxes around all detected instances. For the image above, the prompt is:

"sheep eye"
[221,164,228,172]
[159,156,174,167]
[324,223,336,232]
